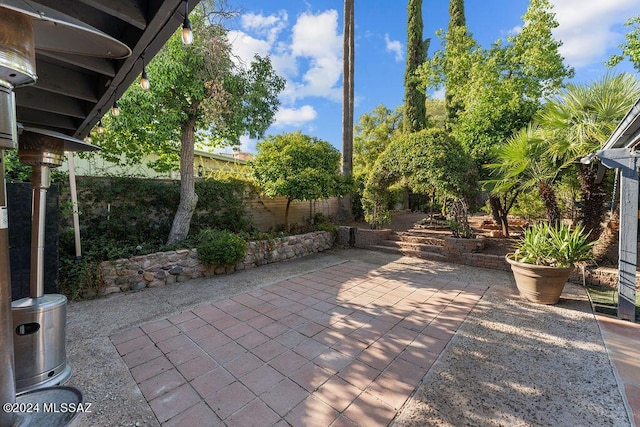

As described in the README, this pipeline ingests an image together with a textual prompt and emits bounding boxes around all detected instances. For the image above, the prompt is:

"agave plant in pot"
[505,222,595,304]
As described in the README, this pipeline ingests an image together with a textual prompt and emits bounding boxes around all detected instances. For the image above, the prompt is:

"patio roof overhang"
[9,0,198,140]
[601,98,640,151]
[0,0,202,422]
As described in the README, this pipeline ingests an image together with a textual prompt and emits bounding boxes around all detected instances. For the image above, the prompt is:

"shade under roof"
[7,0,198,140]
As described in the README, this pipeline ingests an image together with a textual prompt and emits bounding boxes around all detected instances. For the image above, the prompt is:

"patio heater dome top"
[0,0,131,88]
[18,126,100,168]
[20,127,100,153]
[1,0,132,59]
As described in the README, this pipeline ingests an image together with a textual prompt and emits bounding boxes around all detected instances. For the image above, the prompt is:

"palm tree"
[485,124,561,233]
[340,0,355,220]
[537,73,640,239]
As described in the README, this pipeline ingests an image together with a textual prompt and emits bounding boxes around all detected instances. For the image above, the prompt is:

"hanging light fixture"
[96,111,104,133]
[182,1,193,45]
[84,133,92,143]
[140,56,150,90]
[112,101,120,116]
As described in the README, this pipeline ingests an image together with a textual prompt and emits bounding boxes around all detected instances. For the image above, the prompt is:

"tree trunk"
[592,208,619,264]
[577,163,607,241]
[167,115,199,244]
[339,0,355,221]
[284,198,292,232]
[488,195,502,226]
[538,181,561,226]
[490,193,518,237]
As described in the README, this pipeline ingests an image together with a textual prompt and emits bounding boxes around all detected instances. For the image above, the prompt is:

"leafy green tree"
[537,72,640,239]
[421,0,573,164]
[363,128,476,227]
[96,4,285,244]
[607,15,640,71]
[251,131,347,230]
[425,98,446,128]
[351,105,402,220]
[353,105,403,180]
[404,0,429,133]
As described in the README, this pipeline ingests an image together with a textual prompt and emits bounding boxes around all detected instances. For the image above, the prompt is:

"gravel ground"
[62,248,630,427]
[393,283,630,427]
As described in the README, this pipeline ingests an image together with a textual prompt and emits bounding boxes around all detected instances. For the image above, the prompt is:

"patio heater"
[12,127,99,394]
[0,1,130,425]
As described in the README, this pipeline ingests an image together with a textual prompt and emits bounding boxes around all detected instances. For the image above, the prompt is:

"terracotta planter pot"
[505,255,573,304]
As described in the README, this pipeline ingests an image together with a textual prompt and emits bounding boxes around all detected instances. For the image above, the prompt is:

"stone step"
[378,239,443,253]
[391,232,445,246]
[368,245,448,261]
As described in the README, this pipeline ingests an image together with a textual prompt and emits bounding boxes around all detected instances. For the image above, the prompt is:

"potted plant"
[505,222,595,304]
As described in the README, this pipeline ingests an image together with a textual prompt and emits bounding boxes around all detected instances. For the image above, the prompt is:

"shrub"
[512,222,595,267]
[196,229,247,266]
[510,191,545,222]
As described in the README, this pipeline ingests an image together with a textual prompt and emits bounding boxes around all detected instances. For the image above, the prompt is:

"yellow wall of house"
[61,152,246,179]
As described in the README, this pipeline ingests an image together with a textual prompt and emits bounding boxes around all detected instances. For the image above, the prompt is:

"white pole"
[66,152,82,259]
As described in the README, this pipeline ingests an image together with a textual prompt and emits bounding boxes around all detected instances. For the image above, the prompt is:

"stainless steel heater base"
[12,294,71,394]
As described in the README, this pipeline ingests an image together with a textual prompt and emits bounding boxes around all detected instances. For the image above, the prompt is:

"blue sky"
[222,0,640,154]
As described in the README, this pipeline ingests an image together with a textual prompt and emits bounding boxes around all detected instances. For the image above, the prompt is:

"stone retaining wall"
[96,231,334,297]
[568,265,640,290]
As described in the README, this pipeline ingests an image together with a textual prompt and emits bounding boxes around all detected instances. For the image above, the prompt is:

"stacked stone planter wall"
[337,226,511,272]
[96,231,334,297]
[336,227,392,249]
[441,237,511,271]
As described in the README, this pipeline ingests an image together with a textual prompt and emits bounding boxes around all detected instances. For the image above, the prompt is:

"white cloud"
[227,9,344,132]
[384,33,404,62]
[241,11,288,44]
[549,0,639,68]
[227,30,272,67]
[287,10,343,101]
[431,87,445,100]
[274,105,318,127]
[236,134,256,153]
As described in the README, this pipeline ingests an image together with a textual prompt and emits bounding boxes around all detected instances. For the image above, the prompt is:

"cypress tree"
[403,0,428,133]
[445,0,466,123]
[449,0,465,28]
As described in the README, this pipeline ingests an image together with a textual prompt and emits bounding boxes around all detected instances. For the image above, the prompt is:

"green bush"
[512,222,595,267]
[510,191,545,222]
[196,229,247,266]
[55,176,252,298]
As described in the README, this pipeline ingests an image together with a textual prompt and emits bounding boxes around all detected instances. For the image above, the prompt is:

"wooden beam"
[617,159,638,321]
[14,87,87,119]
[77,0,147,30]
[599,148,639,322]
[37,51,117,78]
[34,60,99,103]
[16,107,79,131]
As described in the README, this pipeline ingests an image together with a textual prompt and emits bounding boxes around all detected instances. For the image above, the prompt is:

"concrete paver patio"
[65,248,636,426]
[110,260,484,426]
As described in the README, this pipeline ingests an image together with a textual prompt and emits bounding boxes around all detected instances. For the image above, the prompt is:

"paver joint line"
[107,259,485,426]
